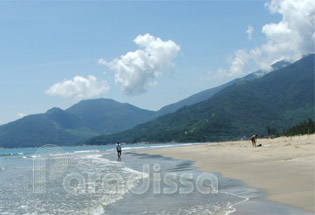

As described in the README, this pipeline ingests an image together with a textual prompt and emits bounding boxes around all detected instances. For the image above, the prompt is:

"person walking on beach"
[251,134,258,147]
[116,142,122,158]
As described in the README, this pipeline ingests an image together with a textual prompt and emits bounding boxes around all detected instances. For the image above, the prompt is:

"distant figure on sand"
[116,142,122,159]
[251,134,258,147]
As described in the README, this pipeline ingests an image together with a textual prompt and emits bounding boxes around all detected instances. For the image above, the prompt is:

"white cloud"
[261,0,315,62]
[17,113,26,119]
[228,49,250,77]
[200,50,250,84]
[214,0,315,79]
[46,75,109,99]
[99,33,180,96]
[246,25,254,40]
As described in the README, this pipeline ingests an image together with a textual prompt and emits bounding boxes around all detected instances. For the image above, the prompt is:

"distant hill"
[0,99,155,148]
[0,109,98,148]
[86,54,314,144]
[66,99,155,134]
[155,60,290,117]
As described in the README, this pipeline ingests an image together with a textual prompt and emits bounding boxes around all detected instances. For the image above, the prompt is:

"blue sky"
[0,0,314,124]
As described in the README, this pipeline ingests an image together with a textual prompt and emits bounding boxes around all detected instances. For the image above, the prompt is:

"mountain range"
[155,59,290,117]
[0,99,154,148]
[0,55,313,148]
[86,54,314,144]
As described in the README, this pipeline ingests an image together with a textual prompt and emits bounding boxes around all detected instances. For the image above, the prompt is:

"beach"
[138,134,315,213]
[1,138,314,214]
[1,144,251,215]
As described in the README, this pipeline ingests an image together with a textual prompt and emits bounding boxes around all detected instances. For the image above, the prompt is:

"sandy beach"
[138,134,315,213]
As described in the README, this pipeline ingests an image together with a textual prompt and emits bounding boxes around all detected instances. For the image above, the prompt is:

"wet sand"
[138,135,315,213]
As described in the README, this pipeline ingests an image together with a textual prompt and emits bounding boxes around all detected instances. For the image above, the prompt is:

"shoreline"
[136,134,315,213]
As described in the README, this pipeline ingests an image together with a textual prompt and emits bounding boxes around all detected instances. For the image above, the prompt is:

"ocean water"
[0,143,303,215]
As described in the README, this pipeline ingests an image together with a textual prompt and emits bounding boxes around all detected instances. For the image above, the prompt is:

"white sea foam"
[73,150,101,154]
[119,146,147,151]
[73,152,150,214]
[22,150,147,215]
[81,204,105,215]
[221,191,249,215]
[105,143,197,153]
[43,150,102,157]
[90,205,105,215]
[121,166,150,179]
[79,153,103,160]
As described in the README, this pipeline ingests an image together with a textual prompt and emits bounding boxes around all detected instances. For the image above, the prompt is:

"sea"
[0,143,310,215]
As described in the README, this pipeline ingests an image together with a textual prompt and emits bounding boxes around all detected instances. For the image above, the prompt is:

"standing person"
[251,134,258,147]
[116,142,122,158]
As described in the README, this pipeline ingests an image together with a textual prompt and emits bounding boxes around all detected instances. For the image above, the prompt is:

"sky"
[0,0,314,124]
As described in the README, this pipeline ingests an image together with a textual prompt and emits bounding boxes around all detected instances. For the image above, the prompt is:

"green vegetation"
[66,99,155,134]
[0,99,155,148]
[0,113,86,148]
[155,60,289,117]
[266,125,279,137]
[86,54,314,145]
[282,119,315,136]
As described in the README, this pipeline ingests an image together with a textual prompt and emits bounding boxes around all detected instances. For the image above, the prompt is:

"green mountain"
[155,60,290,117]
[0,109,97,148]
[66,99,155,134]
[0,99,155,148]
[86,54,314,144]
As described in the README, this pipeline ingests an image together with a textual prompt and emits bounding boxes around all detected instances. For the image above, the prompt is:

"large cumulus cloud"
[99,33,180,96]
[221,0,315,78]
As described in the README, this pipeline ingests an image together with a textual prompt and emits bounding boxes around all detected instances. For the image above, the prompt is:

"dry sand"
[139,135,315,212]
